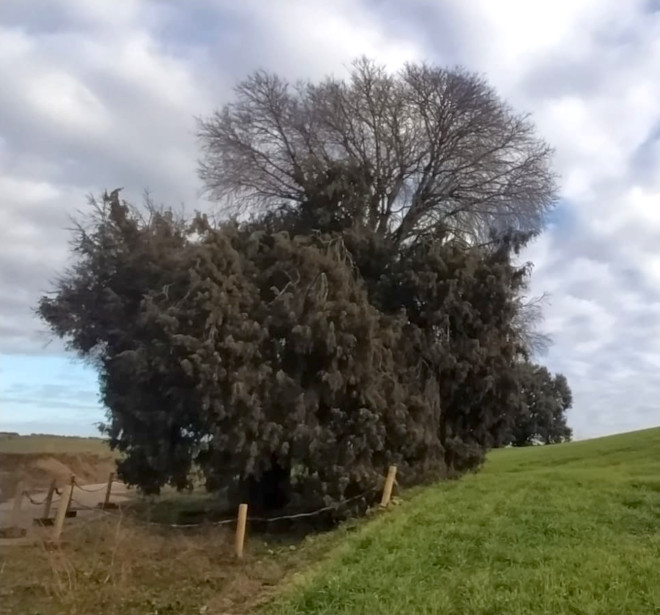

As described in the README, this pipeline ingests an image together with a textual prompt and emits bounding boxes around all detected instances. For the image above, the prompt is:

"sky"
[1,0,660,439]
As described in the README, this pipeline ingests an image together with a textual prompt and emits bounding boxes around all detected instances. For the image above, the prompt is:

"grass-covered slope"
[269,427,660,614]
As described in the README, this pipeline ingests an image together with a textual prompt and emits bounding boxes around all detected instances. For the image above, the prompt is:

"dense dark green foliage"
[505,363,573,446]
[38,59,568,512]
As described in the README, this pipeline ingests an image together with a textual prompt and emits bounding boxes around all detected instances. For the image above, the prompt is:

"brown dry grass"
[0,507,324,615]
[0,436,111,455]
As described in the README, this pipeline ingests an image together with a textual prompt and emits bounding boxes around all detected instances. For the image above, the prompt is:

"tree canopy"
[199,58,556,245]
[38,59,568,514]
[505,363,573,446]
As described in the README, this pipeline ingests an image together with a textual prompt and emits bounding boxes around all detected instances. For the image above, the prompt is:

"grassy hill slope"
[269,427,660,614]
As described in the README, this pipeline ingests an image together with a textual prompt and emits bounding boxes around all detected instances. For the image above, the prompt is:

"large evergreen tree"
[39,194,444,509]
[38,59,567,512]
[505,363,573,446]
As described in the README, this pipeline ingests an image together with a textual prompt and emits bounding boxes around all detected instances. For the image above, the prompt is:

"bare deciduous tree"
[514,292,552,357]
[198,58,557,244]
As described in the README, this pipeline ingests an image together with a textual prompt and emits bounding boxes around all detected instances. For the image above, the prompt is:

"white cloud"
[1,0,660,437]
[26,71,110,132]
[208,0,423,79]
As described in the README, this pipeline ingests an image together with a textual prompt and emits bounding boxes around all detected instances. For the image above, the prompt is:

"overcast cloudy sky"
[1,0,660,439]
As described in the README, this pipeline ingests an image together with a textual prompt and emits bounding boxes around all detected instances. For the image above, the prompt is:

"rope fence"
[2,465,400,557]
[21,487,65,506]
[72,482,109,493]
[245,489,377,523]
[69,481,377,527]
[23,491,58,507]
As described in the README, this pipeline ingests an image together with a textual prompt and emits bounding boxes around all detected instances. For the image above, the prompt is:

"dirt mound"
[0,452,116,502]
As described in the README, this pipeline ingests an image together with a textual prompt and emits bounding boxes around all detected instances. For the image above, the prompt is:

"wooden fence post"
[380,465,397,507]
[235,503,248,558]
[103,472,114,508]
[11,481,24,527]
[52,476,75,543]
[43,479,57,519]
[65,475,75,514]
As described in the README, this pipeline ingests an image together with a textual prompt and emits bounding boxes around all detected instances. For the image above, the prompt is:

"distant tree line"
[39,59,572,513]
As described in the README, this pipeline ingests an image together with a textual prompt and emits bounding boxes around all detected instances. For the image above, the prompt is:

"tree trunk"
[239,457,291,514]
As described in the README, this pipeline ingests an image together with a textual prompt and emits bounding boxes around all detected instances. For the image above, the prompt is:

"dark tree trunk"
[239,457,291,514]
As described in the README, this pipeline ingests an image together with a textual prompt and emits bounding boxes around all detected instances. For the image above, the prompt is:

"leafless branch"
[198,58,557,246]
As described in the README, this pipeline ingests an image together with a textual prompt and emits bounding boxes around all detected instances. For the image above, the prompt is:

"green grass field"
[268,427,660,614]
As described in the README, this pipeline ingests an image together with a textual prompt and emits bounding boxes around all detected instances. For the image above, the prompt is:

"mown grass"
[3,428,658,614]
[268,427,660,614]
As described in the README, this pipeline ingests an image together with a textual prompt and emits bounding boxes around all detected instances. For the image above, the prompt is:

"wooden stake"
[103,472,114,508]
[235,503,248,559]
[52,476,75,543]
[11,481,24,527]
[43,479,57,519]
[65,475,74,514]
[380,465,397,507]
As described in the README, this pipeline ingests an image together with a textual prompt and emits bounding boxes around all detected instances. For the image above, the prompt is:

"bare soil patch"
[0,452,116,502]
